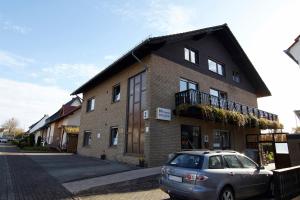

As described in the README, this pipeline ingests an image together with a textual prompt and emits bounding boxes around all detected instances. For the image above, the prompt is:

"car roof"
[176,150,242,156]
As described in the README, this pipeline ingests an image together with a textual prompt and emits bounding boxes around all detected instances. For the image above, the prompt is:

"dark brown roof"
[71,24,271,97]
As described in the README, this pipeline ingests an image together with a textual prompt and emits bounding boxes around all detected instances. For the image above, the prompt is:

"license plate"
[169,175,182,182]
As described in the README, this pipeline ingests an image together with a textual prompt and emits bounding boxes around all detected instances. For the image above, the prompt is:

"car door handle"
[228,172,234,176]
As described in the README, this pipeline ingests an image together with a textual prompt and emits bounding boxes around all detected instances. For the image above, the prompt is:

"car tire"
[219,187,235,200]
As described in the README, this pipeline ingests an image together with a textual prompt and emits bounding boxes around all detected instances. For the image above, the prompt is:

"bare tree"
[1,118,19,137]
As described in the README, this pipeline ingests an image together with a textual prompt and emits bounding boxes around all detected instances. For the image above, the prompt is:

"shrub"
[37,136,42,147]
[28,134,35,146]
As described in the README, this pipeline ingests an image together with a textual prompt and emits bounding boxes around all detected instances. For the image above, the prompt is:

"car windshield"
[168,153,204,169]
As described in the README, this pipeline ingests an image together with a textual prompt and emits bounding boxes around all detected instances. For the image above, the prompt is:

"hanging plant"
[247,114,259,128]
[227,111,247,127]
[212,107,227,123]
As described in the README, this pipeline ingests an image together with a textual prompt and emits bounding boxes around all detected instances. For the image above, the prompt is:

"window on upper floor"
[184,47,199,64]
[210,88,228,108]
[110,127,118,146]
[180,78,198,92]
[210,88,227,99]
[208,59,224,76]
[86,97,95,112]
[112,84,121,103]
[232,71,240,83]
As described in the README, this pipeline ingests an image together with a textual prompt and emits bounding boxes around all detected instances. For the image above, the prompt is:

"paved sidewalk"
[64,167,161,194]
[0,143,74,200]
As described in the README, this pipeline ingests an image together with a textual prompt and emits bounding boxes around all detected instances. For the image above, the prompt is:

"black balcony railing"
[175,89,278,121]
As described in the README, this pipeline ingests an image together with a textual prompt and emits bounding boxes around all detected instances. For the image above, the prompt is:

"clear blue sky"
[0,0,299,131]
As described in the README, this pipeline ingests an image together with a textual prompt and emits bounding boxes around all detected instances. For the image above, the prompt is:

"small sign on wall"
[156,107,171,121]
[143,110,149,119]
[97,133,101,139]
[204,135,209,143]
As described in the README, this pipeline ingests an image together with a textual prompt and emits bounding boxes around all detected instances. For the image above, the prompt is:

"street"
[0,143,275,200]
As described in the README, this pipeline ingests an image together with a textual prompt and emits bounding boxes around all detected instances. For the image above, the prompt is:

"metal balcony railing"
[175,89,278,121]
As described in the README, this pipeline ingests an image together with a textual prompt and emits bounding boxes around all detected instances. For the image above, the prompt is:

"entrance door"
[126,72,146,154]
[67,134,78,153]
[181,125,201,150]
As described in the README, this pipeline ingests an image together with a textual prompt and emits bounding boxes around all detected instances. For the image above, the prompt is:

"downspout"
[131,50,148,71]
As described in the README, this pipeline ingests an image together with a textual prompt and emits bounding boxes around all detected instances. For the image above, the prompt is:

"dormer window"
[232,71,240,83]
[208,59,224,76]
[184,48,198,64]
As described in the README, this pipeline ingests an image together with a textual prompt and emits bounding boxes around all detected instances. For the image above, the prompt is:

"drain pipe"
[131,50,148,71]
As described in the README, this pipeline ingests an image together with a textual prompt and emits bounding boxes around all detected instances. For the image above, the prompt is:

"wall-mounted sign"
[97,133,101,139]
[204,135,209,143]
[145,127,149,133]
[143,110,149,119]
[156,107,171,121]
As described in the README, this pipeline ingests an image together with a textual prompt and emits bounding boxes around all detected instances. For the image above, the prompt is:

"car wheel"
[219,187,235,200]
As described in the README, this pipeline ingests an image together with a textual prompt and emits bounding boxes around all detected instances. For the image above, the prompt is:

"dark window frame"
[232,71,240,83]
[110,127,119,147]
[208,58,225,76]
[112,83,121,103]
[83,131,92,147]
[86,97,95,112]
[184,47,199,64]
[180,78,199,92]
[209,88,228,99]
[181,125,202,150]
[213,130,231,150]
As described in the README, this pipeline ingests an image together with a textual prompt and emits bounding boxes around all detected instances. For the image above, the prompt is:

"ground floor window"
[213,130,230,149]
[181,125,201,150]
[110,127,118,146]
[83,131,92,147]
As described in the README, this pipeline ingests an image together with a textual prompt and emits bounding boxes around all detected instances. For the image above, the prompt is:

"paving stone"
[0,143,74,200]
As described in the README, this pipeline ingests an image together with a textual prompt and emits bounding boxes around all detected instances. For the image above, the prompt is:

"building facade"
[72,24,279,167]
[45,97,81,151]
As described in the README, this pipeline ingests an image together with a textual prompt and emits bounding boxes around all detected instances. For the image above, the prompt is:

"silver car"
[159,150,273,200]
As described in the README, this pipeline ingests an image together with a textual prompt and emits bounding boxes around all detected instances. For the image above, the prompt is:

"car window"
[238,155,257,169]
[223,155,242,168]
[168,154,204,169]
[209,155,223,169]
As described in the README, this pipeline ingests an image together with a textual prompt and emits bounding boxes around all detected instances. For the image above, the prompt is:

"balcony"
[175,89,278,121]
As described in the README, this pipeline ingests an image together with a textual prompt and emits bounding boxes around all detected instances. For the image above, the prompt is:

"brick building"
[71,24,279,167]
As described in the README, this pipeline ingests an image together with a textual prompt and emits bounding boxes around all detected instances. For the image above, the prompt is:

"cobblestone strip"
[0,156,15,200]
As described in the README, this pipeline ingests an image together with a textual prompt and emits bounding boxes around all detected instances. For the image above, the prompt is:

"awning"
[63,126,80,134]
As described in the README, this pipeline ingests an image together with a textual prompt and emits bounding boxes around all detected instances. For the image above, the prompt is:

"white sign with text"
[156,107,171,121]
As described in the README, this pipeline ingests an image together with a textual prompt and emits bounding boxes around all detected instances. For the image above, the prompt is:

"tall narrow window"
[184,48,198,64]
[110,127,118,146]
[86,98,95,112]
[112,84,121,103]
[208,59,224,76]
[83,131,92,146]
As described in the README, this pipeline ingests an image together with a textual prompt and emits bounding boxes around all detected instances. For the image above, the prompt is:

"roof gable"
[71,24,270,97]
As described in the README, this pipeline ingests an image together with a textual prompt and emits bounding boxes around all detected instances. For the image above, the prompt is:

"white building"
[28,115,49,144]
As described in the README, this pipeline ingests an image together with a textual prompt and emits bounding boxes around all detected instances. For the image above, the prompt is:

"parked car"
[0,138,8,143]
[159,150,273,200]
